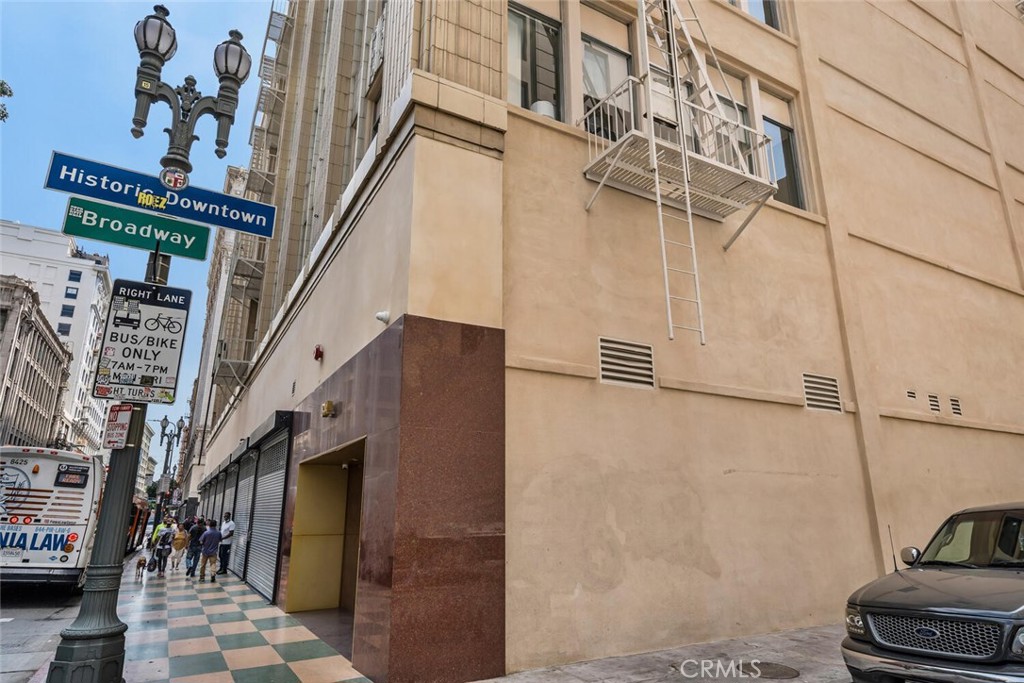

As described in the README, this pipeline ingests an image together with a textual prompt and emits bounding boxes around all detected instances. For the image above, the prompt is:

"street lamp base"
[46,633,127,683]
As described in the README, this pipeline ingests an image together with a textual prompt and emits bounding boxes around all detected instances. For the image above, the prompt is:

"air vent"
[599,338,655,388]
[928,394,940,412]
[802,373,842,412]
[906,390,916,400]
[950,397,962,416]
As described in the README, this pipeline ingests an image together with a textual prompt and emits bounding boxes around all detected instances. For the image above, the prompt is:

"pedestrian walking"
[217,512,235,575]
[185,517,206,577]
[198,520,222,582]
[171,523,188,571]
[155,522,175,577]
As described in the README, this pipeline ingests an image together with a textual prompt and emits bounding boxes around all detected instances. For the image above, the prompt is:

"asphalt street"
[0,582,82,683]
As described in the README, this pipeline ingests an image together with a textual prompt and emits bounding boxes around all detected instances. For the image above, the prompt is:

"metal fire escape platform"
[583,128,775,221]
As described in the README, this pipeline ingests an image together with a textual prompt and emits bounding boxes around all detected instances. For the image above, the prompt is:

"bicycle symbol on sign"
[144,313,183,334]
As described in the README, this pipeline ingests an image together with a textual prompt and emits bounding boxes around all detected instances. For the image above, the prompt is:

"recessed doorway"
[286,438,364,658]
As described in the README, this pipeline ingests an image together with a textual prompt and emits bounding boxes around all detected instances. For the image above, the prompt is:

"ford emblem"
[915,627,940,639]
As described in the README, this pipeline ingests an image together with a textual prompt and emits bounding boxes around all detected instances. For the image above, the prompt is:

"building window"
[763,118,802,209]
[61,305,75,318]
[760,91,803,209]
[730,0,782,30]
[508,6,562,121]
[57,323,72,336]
[68,270,82,282]
[582,37,632,140]
[65,286,79,299]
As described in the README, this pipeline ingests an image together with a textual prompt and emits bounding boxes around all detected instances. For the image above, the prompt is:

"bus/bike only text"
[116,288,185,305]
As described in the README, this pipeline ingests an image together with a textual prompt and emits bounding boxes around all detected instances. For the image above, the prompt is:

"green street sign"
[62,196,210,261]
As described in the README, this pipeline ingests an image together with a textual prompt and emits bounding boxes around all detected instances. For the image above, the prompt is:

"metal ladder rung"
[672,324,704,332]
[667,266,695,276]
[664,238,693,249]
[669,295,700,304]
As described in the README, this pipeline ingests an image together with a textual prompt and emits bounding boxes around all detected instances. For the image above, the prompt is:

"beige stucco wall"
[506,369,876,669]
[204,140,418,467]
[500,0,1024,669]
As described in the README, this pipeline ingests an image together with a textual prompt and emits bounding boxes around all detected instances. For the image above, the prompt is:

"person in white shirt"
[217,512,236,575]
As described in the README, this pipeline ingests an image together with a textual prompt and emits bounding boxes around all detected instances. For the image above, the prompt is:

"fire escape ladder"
[643,0,711,343]
[577,0,778,342]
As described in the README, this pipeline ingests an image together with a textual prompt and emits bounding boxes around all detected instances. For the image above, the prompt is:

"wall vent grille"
[906,390,916,399]
[950,397,962,416]
[928,394,941,412]
[599,338,655,388]
[802,373,842,412]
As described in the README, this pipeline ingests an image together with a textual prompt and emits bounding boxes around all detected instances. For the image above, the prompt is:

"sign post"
[93,279,191,405]
[102,404,134,450]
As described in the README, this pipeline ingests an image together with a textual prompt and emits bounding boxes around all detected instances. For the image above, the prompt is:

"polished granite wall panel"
[388,316,505,682]
[277,315,504,683]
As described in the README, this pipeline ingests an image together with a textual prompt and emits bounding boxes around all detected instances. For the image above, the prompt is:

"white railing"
[577,76,643,167]
[578,75,776,188]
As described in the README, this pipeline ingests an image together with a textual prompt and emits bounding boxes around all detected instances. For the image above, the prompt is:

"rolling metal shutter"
[246,433,288,600]
[222,466,238,521]
[213,474,226,521]
[230,454,256,577]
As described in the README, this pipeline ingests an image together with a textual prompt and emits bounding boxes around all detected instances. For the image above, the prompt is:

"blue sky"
[1,1,271,470]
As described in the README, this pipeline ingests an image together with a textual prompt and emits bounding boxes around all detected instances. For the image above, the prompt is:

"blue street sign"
[44,151,275,238]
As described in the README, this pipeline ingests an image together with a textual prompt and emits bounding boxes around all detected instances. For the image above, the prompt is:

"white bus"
[0,446,104,587]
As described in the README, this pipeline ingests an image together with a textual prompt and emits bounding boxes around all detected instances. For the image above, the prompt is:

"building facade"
[135,423,156,501]
[195,1,1024,681]
[0,221,112,455]
[0,276,73,447]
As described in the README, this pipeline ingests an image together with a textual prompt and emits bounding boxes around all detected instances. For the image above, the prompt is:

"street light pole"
[152,415,184,526]
[47,7,250,682]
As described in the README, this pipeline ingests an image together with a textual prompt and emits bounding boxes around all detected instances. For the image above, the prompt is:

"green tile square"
[167,606,205,618]
[215,631,269,650]
[233,598,267,608]
[168,625,214,640]
[167,593,197,603]
[126,640,168,661]
[251,616,300,631]
[130,619,168,632]
[271,639,339,662]
[199,597,235,606]
[230,663,300,683]
[207,611,248,624]
[168,651,228,679]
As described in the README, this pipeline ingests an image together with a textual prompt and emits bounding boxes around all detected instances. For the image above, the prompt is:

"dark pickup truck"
[843,503,1024,682]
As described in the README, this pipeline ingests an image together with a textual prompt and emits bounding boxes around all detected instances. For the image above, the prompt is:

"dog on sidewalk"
[135,556,148,579]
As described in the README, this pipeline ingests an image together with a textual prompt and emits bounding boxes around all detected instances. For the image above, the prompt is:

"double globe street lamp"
[152,415,186,525]
[47,7,250,683]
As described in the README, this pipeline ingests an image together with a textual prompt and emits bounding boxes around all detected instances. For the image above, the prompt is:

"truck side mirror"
[900,546,920,566]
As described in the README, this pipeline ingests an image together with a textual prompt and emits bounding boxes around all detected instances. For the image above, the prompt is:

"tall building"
[135,423,156,500]
[0,221,112,455]
[196,1,1024,681]
[0,275,73,446]
[179,167,250,515]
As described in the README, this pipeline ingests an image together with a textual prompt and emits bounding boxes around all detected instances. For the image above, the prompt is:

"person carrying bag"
[155,523,175,577]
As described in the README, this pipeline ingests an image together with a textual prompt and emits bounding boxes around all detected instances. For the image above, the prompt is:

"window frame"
[64,286,79,299]
[57,323,72,336]
[60,305,75,318]
[508,3,564,122]
[762,115,804,210]
[729,0,783,32]
[68,270,82,283]
[581,34,634,140]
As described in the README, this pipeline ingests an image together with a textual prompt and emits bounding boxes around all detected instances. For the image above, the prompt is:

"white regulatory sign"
[93,279,191,405]
[103,404,134,449]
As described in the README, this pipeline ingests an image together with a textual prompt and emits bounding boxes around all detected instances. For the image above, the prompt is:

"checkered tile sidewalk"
[92,558,368,683]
